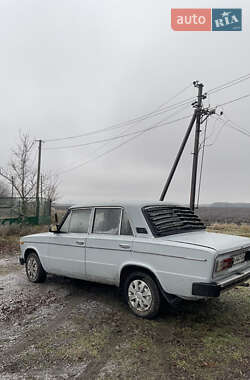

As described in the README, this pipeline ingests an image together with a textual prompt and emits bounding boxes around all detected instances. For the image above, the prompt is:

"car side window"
[60,212,71,233]
[68,209,91,233]
[93,208,121,235]
[120,210,133,236]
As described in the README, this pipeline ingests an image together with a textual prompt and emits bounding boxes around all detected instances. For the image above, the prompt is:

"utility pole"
[35,140,42,224]
[159,111,197,201]
[159,81,211,206]
[189,82,204,211]
[11,176,14,198]
[40,174,43,200]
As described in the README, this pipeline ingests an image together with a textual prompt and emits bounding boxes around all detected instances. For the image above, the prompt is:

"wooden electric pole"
[189,82,204,211]
[159,81,210,207]
[35,140,42,224]
[159,110,197,201]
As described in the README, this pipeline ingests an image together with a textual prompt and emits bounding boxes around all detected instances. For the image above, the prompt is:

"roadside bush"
[0,224,48,237]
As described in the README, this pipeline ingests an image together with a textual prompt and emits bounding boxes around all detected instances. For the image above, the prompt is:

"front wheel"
[25,252,47,283]
[124,272,161,318]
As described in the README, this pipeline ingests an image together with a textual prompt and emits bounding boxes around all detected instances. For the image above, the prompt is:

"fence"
[0,197,51,225]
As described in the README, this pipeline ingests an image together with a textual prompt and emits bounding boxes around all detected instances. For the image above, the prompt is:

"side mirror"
[49,224,59,233]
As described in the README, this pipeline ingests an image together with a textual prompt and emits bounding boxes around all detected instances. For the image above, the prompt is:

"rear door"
[86,207,134,284]
[45,208,92,278]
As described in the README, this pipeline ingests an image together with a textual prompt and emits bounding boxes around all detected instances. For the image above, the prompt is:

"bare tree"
[1,132,59,205]
[0,133,36,202]
[0,133,59,219]
[41,172,59,202]
[0,180,10,198]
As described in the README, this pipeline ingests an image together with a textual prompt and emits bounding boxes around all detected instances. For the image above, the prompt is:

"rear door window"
[120,210,133,236]
[92,208,122,235]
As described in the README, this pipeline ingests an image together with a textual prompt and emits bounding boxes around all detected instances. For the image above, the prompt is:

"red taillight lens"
[216,257,233,272]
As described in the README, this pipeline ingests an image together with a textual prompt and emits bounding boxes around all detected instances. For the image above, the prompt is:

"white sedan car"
[19,201,250,318]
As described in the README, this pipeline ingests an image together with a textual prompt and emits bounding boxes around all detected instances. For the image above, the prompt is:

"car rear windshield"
[142,205,205,237]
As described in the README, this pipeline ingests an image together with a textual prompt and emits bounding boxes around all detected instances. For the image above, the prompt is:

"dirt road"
[0,250,249,380]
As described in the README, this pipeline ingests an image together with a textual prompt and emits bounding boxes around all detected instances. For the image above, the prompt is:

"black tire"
[123,271,161,319]
[25,252,47,283]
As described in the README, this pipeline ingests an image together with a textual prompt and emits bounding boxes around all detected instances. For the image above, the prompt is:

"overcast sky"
[0,0,249,204]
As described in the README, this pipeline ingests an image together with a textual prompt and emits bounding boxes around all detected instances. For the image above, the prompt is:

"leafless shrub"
[0,224,48,237]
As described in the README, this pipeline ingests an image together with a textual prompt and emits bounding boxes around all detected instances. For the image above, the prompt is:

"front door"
[45,208,92,279]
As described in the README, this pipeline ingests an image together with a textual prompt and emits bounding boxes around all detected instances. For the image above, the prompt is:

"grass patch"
[0,225,48,253]
[208,223,250,237]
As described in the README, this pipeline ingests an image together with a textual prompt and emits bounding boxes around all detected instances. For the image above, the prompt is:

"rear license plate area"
[233,253,245,265]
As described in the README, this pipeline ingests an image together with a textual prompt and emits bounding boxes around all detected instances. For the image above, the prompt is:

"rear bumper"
[192,268,250,297]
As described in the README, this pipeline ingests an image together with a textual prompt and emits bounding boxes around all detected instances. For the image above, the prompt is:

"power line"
[207,73,250,95]
[44,96,195,143]
[45,113,191,151]
[204,117,228,147]
[44,73,250,144]
[222,112,250,135]
[57,114,192,175]
[196,118,208,208]
[216,115,250,138]
[55,103,191,175]
[199,116,219,147]
[216,94,250,108]
[156,83,193,110]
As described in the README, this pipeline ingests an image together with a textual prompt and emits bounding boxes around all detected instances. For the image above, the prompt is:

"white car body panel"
[20,201,250,300]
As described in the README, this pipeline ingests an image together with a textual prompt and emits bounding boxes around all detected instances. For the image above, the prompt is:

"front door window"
[69,209,91,233]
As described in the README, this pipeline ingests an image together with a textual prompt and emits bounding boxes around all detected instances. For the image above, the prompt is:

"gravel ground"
[0,249,249,380]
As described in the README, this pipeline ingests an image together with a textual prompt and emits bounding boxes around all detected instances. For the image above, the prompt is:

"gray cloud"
[0,0,249,204]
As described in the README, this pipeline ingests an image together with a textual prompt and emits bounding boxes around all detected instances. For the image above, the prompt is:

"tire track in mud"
[77,319,126,380]
[0,254,129,378]
[0,294,82,364]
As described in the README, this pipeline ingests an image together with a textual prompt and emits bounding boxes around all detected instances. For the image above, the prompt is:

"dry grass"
[0,224,48,237]
[208,223,250,238]
[0,224,48,253]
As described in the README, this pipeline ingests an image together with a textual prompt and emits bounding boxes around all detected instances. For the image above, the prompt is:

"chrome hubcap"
[27,257,38,280]
[128,280,152,312]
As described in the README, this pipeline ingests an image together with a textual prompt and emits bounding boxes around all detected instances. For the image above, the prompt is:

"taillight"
[216,257,233,272]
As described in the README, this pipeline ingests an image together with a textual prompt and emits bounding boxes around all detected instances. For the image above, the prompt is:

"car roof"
[69,200,180,209]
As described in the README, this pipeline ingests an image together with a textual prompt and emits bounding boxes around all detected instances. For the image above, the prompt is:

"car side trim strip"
[24,241,85,248]
[134,250,207,262]
[86,246,132,253]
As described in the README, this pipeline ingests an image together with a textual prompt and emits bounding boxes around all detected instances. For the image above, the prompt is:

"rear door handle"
[119,243,131,249]
[75,241,85,246]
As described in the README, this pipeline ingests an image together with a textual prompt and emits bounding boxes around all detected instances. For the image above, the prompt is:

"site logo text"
[171,8,242,31]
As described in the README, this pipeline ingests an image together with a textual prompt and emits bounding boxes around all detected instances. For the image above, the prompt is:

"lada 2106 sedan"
[19,201,250,318]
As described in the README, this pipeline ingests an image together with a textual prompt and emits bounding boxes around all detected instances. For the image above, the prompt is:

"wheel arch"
[24,247,39,263]
[119,263,180,306]
[119,263,162,290]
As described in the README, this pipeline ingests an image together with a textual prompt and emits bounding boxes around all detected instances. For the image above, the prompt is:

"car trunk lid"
[159,230,250,252]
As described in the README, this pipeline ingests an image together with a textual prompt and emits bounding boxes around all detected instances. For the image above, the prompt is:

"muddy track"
[80,328,123,380]
[0,294,82,361]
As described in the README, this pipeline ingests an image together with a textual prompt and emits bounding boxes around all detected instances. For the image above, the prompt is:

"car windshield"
[142,205,205,237]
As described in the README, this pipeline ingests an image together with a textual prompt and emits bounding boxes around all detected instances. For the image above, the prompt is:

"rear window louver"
[142,205,205,237]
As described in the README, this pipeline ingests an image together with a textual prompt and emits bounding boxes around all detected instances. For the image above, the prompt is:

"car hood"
[21,232,51,240]
[159,230,250,252]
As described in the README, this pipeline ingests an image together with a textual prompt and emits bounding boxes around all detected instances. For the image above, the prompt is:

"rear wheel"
[25,252,47,283]
[124,272,161,318]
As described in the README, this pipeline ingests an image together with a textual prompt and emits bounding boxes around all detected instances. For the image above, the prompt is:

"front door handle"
[75,241,85,246]
[119,243,131,249]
